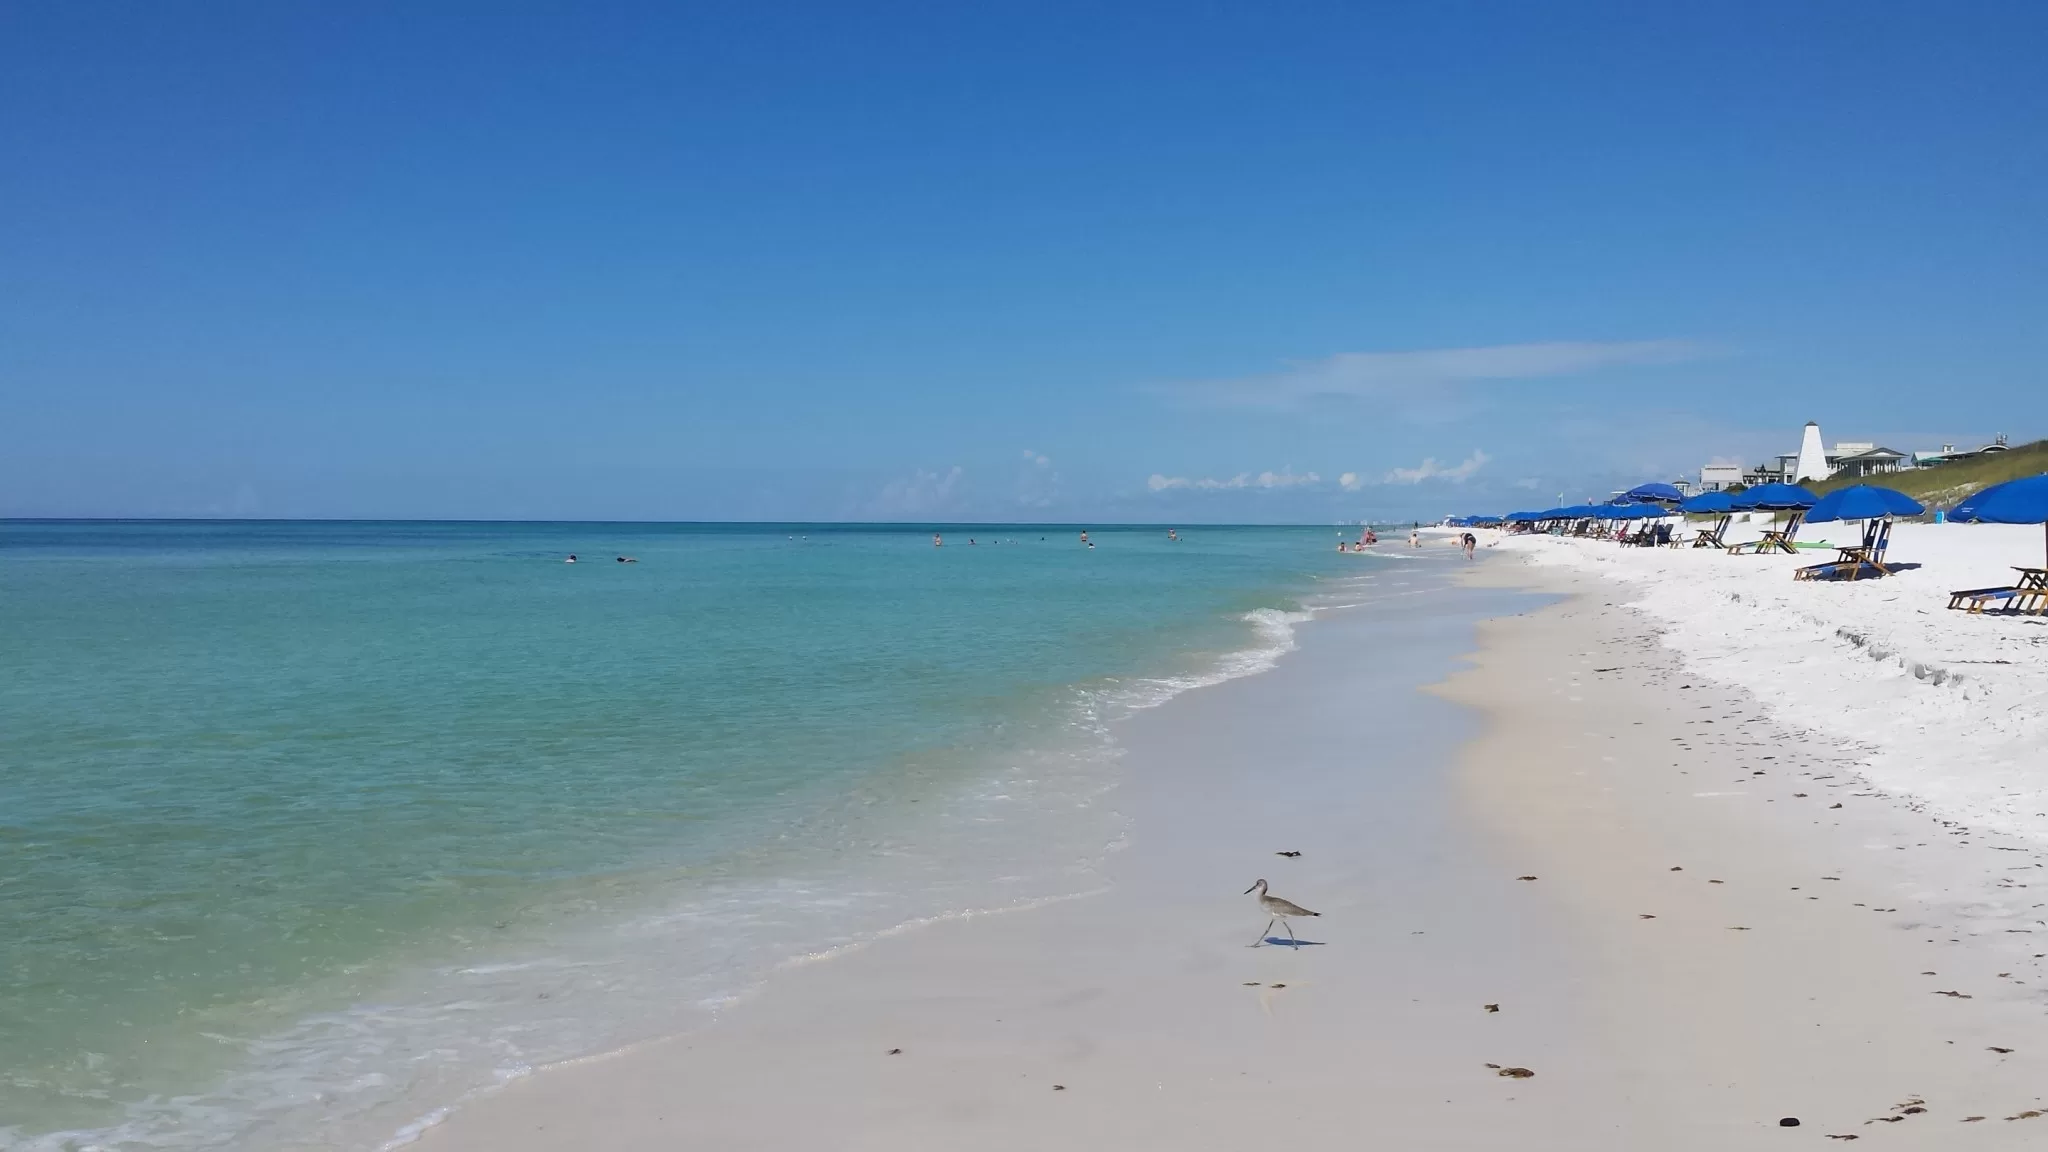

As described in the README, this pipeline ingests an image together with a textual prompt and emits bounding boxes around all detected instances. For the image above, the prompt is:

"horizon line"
[1,516,1444,528]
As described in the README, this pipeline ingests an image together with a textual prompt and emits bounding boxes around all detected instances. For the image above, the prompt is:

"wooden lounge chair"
[1948,567,2048,615]
[1728,512,1807,556]
[1949,586,2032,613]
[1689,515,1730,548]
[1795,521,1895,581]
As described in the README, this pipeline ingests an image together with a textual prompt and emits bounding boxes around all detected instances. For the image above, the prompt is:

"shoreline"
[408,554,1615,1150]
[404,542,2048,1149]
[6,525,1358,1152]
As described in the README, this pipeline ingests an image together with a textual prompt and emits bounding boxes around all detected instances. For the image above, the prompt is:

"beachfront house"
[1829,444,1911,478]
[1914,435,2012,468]
[1697,464,1743,491]
[1712,424,2008,487]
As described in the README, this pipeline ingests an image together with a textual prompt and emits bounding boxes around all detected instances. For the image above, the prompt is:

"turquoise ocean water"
[0,521,1371,1150]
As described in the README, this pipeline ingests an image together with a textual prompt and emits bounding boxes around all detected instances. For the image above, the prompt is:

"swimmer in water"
[616,556,637,563]
[565,554,577,563]
[1079,530,1089,546]
[934,533,943,547]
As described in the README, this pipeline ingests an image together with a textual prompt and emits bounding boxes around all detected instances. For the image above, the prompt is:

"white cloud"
[869,466,964,517]
[1338,472,1363,491]
[1147,469,1321,493]
[1015,451,1059,507]
[1382,450,1490,485]
[1164,340,1702,410]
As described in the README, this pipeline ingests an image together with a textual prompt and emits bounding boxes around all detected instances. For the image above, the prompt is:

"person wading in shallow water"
[1461,532,1477,560]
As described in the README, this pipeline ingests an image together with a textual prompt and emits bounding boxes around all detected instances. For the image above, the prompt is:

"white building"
[1697,464,1742,491]
[1793,421,1830,482]
[1707,424,2016,490]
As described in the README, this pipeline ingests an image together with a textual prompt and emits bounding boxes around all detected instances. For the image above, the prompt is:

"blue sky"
[4,1,2044,521]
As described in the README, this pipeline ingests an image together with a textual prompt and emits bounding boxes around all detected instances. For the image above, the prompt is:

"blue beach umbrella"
[1950,473,2048,566]
[1805,485,1925,524]
[1623,482,1684,504]
[1951,474,2048,523]
[1730,482,1819,511]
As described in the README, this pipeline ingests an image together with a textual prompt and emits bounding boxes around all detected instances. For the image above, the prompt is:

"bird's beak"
[1243,884,1258,894]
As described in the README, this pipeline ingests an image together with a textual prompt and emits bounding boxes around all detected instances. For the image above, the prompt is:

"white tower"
[1794,421,1830,482]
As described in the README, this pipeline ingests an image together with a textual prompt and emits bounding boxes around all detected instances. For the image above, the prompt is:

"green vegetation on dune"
[1807,439,2048,510]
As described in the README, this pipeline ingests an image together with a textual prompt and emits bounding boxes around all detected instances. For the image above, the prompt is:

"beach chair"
[1652,522,1673,547]
[1949,586,2031,613]
[1948,566,2048,615]
[1728,512,1806,556]
[1690,515,1730,548]
[1794,520,1895,581]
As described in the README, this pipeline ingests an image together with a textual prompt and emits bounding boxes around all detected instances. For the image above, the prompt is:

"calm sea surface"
[0,521,1370,1150]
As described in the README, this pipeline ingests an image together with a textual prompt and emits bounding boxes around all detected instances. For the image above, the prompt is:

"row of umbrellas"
[1464,474,2048,529]
[1489,483,1828,524]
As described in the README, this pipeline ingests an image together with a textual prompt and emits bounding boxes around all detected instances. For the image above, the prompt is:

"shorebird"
[1244,879,1318,948]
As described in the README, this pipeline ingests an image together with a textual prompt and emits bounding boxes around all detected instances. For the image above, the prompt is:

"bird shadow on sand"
[1257,937,1327,948]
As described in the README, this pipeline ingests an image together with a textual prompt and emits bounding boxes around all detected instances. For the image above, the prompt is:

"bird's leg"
[1251,917,1275,947]
[1281,918,1298,948]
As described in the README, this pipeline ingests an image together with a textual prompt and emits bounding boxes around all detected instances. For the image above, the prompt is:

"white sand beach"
[1492,521,2048,840]
[407,535,2048,1150]
[1448,544,2048,1144]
